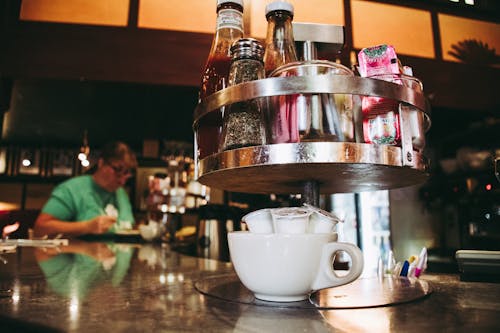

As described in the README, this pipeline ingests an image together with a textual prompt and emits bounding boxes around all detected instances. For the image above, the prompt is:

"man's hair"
[100,141,137,168]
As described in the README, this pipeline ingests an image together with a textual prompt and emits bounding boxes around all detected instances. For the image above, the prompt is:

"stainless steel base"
[194,273,432,309]
[195,273,316,309]
[197,142,428,194]
[310,276,432,309]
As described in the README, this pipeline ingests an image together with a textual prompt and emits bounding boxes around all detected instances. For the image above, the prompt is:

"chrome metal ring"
[193,76,428,125]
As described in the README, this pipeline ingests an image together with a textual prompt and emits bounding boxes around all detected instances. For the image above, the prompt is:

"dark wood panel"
[1,22,212,87]
[399,55,500,113]
[3,22,499,113]
[2,79,198,150]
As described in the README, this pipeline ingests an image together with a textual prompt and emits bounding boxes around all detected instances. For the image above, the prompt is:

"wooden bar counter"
[0,240,499,332]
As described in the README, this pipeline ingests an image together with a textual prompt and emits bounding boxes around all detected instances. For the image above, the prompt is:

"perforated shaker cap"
[265,1,294,15]
[217,0,244,7]
[230,38,265,61]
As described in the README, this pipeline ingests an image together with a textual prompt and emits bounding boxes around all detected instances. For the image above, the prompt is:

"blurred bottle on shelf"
[145,172,170,238]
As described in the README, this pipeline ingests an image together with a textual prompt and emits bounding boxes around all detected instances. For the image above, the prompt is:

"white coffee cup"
[228,231,364,302]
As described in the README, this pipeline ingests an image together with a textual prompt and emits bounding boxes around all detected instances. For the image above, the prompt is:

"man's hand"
[88,215,117,234]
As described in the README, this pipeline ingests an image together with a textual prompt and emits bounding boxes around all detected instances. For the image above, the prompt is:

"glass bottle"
[146,172,170,238]
[196,0,244,160]
[263,1,298,76]
[263,1,299,144]
[401,66,426,152]
[220,38,266,151]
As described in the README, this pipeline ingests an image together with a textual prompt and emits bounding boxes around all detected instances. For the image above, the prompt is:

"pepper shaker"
[220,38,267,151]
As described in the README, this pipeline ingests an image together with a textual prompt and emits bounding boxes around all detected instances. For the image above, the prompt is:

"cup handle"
[311,242,364,291]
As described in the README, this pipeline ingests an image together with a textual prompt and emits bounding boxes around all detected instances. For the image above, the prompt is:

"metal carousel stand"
[194,77,429,205]
[193,23,430,206]
[192,23,433,309]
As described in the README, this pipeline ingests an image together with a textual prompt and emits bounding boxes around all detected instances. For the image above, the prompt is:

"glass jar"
[269,60,355,143]
[364,73,428,151]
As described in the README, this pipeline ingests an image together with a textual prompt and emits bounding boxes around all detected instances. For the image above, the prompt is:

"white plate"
[0,244,17,253]
[115,229,140,236]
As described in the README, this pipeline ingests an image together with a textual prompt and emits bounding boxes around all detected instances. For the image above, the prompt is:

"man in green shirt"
[34,141,137,237]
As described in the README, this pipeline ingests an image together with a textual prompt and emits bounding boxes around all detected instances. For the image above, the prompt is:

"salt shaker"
[220,38,267,151]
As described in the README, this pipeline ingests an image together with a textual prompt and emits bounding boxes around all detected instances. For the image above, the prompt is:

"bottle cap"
[217,0,244,7]
[265,1,294,16]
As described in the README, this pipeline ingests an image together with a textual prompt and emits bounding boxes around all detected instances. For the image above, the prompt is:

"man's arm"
[33,212,117,238]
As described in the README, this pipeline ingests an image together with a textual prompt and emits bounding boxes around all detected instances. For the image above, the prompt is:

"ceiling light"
[78,129,90,162]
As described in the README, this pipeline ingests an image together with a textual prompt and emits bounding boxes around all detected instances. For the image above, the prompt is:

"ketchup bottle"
[196,0,244,160]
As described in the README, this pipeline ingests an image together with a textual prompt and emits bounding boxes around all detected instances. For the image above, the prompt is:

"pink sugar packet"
[357,44,400,78]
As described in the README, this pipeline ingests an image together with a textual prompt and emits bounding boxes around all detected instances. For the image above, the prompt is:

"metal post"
[302,180,320,206]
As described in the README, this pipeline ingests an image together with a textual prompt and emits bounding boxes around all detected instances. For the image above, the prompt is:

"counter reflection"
[35,241,134,300]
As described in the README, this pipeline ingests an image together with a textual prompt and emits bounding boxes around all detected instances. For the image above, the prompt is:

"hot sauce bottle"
[196,0,244,160]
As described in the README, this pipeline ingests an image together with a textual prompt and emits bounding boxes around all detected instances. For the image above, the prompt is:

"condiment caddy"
[193,1,431,203]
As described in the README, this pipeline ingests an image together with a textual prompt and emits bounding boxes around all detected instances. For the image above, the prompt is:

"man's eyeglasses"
[107,163,134,177]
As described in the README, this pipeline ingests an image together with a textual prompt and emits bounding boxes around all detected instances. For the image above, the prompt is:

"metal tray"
[197,142,428,194]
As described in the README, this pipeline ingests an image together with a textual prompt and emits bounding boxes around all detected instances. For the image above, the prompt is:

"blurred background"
[0,0,498,274]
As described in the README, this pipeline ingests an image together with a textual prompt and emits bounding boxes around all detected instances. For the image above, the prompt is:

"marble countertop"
[1,240,499,333]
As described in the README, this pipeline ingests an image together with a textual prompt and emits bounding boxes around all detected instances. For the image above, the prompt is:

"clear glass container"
[269,60,355,143]
[364,73,428,152]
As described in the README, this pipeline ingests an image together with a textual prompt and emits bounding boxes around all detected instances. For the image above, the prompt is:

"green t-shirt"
[42,175,135,233]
